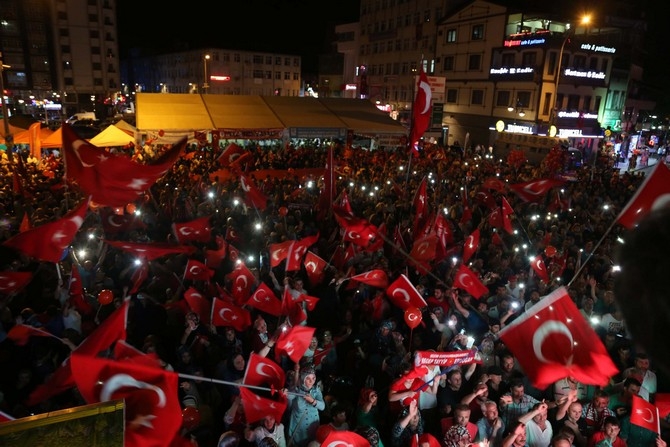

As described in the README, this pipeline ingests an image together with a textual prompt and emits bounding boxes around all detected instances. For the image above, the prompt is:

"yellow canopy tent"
[88,124,136,147]
[41,127,62,149]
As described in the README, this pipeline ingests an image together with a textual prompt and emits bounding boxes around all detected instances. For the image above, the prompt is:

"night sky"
[116,0,362,73]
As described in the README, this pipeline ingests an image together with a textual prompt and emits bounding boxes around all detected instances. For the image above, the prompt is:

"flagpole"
[177,372,306,397]
[566,216,617,287]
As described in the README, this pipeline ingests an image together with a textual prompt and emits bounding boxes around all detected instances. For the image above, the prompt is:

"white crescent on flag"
[531,320,574,364]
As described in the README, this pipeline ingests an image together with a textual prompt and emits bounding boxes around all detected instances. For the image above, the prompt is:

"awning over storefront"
[135,93,407,139]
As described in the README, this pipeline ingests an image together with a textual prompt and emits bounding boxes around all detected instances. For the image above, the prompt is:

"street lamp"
[0,52,13,167]
[549,15,591,128]
[203,54,210,94]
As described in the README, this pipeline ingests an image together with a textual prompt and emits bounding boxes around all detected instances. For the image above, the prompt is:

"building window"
[573,55,586,69]
[266,56,272,64]
[284,72,290,80]
[468,54,481,70]
[543,92,552,115]
[294,58,300,67]
[517,91,531,108]
[522,52,536,67]
[234,54,241,62]
[601,59,608,73]
[547,51,557,74]
[567,94,580,110]
[275,71,281,80]
[446,89,458,103]
[284,57,290,66]
[253,55,263,64]
[222,53,230,62]
[293,72,300,80]
[496,90,511,107]
[594,96,602,111]
[471,24,484,40]
[443,56,454,71]
[275,56,281,65]
[583,96,592,111]
[253,70,263,78]
[446,29,456,43]
[502,53,515,66]
[471,89,484,105]
[265,71,272,79]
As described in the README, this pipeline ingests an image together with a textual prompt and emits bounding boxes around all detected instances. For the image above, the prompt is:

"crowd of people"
[0,137,666,447]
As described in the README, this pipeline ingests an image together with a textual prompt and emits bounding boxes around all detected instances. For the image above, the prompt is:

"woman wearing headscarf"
[284,366,325,447]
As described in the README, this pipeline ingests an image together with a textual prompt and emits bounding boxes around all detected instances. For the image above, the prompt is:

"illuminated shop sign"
[558,111,598,120]
[503,38,546,47]
[580,43,616,54]
[506,124,534,134]
[558,129,584,137]
[489,67,534,75]
[563,69,606,80]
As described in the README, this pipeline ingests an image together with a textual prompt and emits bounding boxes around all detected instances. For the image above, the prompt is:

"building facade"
[0,0,121,118]
[123,49,302,98]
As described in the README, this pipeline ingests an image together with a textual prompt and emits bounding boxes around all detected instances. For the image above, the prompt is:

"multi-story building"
[346,0,652,157]
[122,49,302,98]
[0,0,121,118]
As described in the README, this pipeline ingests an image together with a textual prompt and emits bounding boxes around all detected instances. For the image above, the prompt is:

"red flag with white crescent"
[350,269,389,288]
[172,216,212,243]
[385,274,427,310]
[509,178,565,203]
[498,286,618,389]
[239,387,287,425]
[225,262,256,305]
[530,256,550,283]
[616,161,670,229]
[303,251,328,286]
[276,325,315,363]
[462,229,480,263]
[183,259,214,282]
[0,271,33,295]
[409,67,432,157]
[247,282,282,316]
[453,264,489,299]
[183,287,211,325]
[211,298,251,331]
[244,352,285,391]
[630,394,660,433]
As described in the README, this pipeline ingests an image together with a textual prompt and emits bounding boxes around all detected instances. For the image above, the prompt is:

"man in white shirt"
[519,402,552,447]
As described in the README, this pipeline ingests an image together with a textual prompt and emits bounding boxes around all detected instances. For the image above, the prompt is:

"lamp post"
[203,54,210,94]
[549,15,591,130]
[0,52,13,167]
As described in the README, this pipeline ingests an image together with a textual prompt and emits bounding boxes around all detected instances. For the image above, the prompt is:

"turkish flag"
[247,282,282,316]
[285,233,320,272]
[114,340,163,369]
[70,353,182,447]
[630,394,660,433]
[100,207,146,235]
[25,358,75,407]
[227,244,240,263]
[105,240,196,261]
[3,199,89,263]
[269,240,293,268]
[483,177,506,192]
[386,274,427,310]
[183,287,211,325]
[332,190,354,216]
[312,347,332,366]
[501,196,514,234]
[409,67,432,157]
[7,324,54,345]
[655,393,670,419]
[509,179,565,203]
[498,286,618,389]
[183,259,214,282]
[333,208,378,248]
[128,262,149,295]
[322,430,370,447]
[211,298,251,332]
[453,264,489,299]
[350,269,389,288]
[303,251,328,286]
[475,190,497,210]
[434,212,454,249]
[205,241,227,268]
[409,234,437,263]
[244,352,285,391]
[217,142,245,166]
[298,293,320,311]
[172,216,212,244]
[240,174,268,210]
[276,325,315,363]
[239,386,287,424]
[226,262,255,304]
[63,123,185,207]
[530,256,550,283]
[413,177,429,232]
[76,300,129,356]
[462,229,480,263]
[0,271,33,295]
[617,162,670,228]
